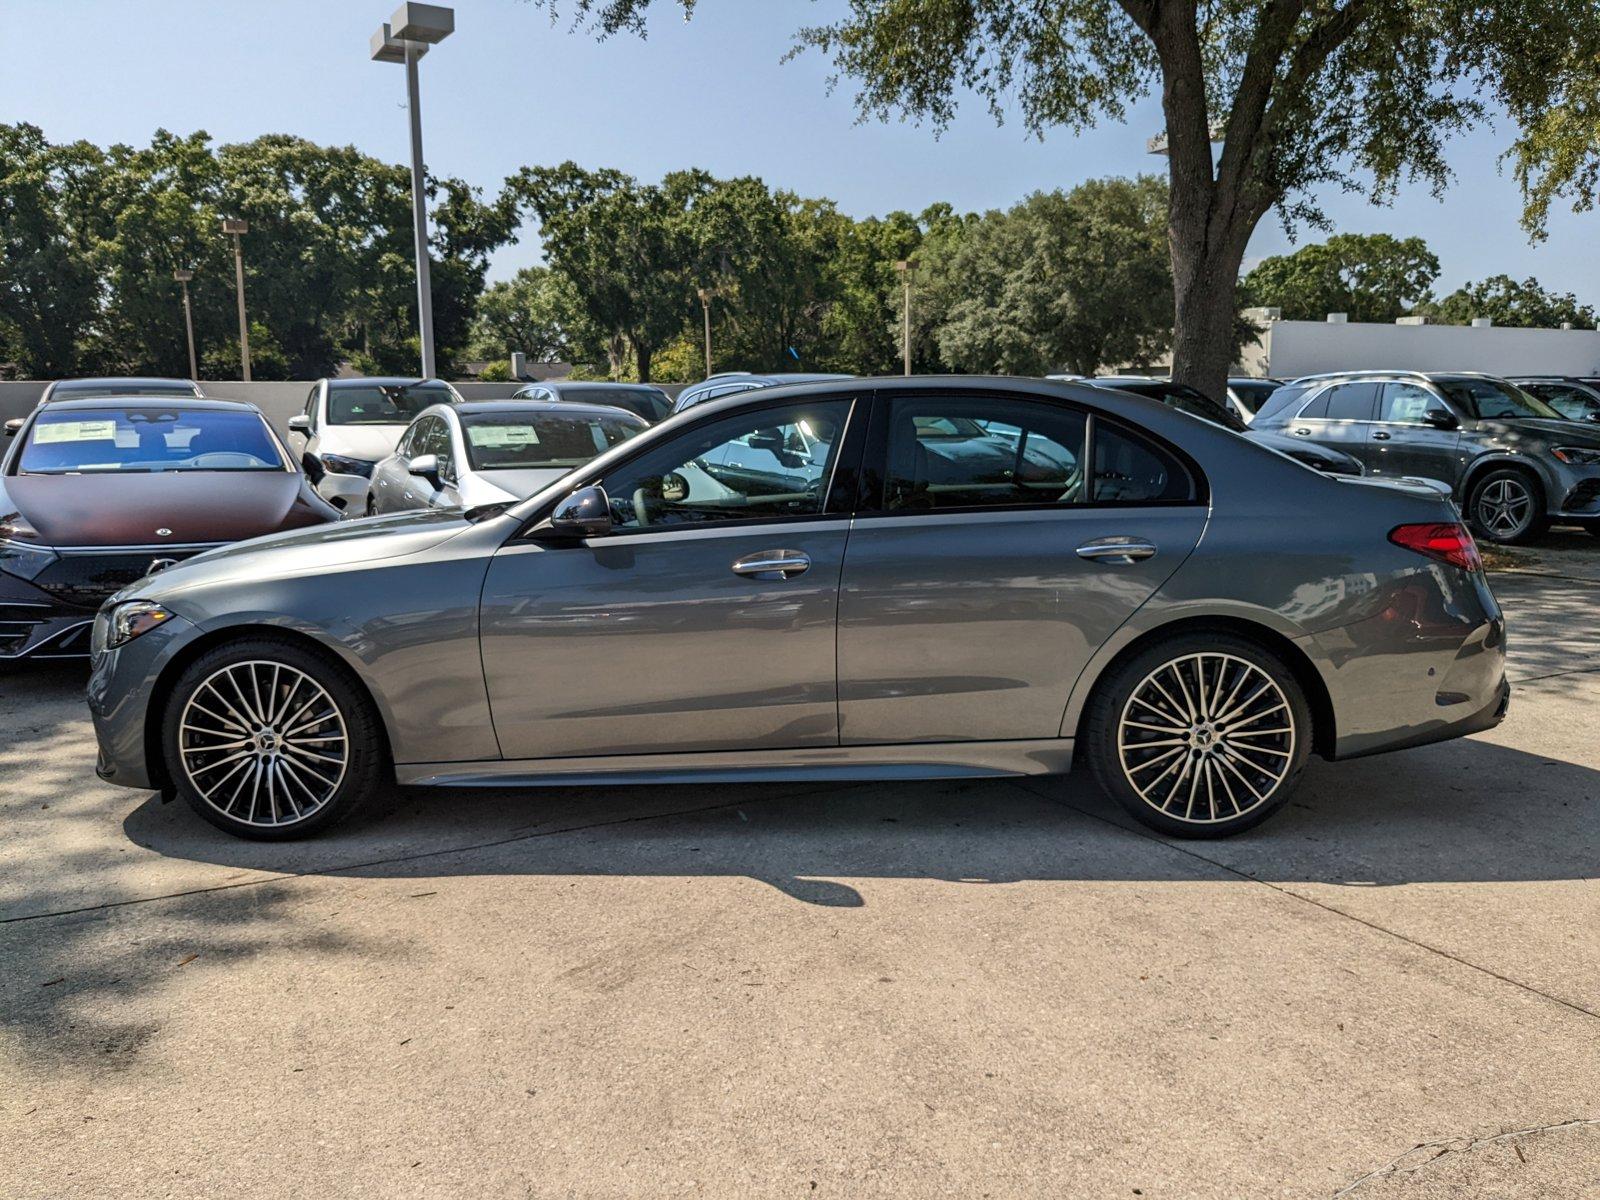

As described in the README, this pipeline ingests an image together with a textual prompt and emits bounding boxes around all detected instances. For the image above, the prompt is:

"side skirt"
[397,738,1077,789]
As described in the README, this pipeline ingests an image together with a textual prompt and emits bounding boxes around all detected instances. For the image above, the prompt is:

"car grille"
[32,548,214,610]
[1561,478,1600,513]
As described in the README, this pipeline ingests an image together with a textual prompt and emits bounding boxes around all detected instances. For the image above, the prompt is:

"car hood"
[1476,418,1600,448]
[475,466,573,500]
[3,472,322,547]
[117,509,473,604]
[319,425,409,461]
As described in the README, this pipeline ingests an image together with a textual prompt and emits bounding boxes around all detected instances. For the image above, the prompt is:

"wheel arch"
[1460,454,1548,508]
[143,624,393,792]
[1067,615,1337,760]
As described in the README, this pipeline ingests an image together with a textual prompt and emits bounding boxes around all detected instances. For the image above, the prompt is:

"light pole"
[894,259,917,376]
[173,268,198,380]
[697,287,713,378]
[371,3,455,380]
[221,219,251,381]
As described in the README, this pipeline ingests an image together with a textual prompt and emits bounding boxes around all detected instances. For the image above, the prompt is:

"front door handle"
[732,549,811,580]
[1371,431,1392,441]
[1076,537,1158,565]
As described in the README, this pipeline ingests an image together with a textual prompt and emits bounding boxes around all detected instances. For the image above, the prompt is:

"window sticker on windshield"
[469,425,540,448]
[34,420,117,444]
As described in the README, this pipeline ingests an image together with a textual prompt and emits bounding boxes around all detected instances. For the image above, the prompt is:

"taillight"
[1389,522,1482,572]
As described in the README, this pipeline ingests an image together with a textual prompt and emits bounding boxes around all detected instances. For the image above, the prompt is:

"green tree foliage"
[540,1,1600,402]
[923,177,1173,376]
[1419,275,1599,329]
[467,265,585,363]
[1242,233,1440,323]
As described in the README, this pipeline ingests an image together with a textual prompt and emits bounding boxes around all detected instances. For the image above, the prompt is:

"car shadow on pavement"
[116,729,1600,901]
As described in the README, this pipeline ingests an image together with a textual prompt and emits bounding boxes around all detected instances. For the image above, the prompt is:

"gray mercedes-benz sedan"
[88,377,1509,841]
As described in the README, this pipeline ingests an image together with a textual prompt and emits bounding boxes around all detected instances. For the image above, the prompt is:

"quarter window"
[600,400,851,530]
[1322,382,1379,421]
[1092,422,1196,503]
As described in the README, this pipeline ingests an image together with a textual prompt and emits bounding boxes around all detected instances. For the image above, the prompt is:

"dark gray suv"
[1252,371,1600,543]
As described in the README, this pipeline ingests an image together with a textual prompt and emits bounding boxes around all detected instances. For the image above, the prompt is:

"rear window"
[19,407,282,473]
[568,388,672,422]
[1247,385,1311,426]
[328,383,454,425]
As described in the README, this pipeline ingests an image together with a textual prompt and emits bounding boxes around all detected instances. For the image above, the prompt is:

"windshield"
[1438,378,1561,421]
[567,387,672,422]
[18,407,283,474]
[1228,380,1279,414]
[463,411,643,471]
[328,383,454,426]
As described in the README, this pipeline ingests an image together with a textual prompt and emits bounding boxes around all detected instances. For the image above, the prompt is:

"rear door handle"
[732,549,811,580]
[1371,431,1392,441]
[1076,537,1157,565]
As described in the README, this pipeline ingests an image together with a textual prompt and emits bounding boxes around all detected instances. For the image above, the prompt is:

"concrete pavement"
[3,559,1599,1198]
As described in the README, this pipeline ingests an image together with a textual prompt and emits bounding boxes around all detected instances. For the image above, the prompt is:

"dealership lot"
[4,540,1600,1198]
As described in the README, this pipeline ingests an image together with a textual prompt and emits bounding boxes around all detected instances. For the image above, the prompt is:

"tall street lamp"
[697,287,714,378]
[173,268,198,380]
[894,259,918,376]
[371,3,454,380]
[221,219,251,381]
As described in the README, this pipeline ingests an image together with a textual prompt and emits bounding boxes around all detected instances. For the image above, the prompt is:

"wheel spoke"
[1118,651,1295,826]
[179,659,349,829]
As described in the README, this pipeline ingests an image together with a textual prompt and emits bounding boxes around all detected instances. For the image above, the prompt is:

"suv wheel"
[1467,468,1547,544]
[1083,633,1312,838]
[162,637,387,840]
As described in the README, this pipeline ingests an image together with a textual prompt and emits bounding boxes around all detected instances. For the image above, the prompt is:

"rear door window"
[1322,383,1379,421]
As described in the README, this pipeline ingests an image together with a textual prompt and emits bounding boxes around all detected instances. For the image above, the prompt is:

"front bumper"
[0,544,218,661]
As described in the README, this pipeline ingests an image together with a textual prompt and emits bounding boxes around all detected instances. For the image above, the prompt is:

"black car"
[1510,377,1600,423]
[1252,370,1600,543]
[1088,377,1365,477]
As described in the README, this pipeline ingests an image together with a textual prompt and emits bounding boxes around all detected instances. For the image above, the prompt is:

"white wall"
[1261,320,1600,380]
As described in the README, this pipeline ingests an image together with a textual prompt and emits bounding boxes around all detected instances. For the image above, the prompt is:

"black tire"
[1466,467,1548,545]
[1082,632,1313,838]
[162,636,387,841]
[364,495,377,517]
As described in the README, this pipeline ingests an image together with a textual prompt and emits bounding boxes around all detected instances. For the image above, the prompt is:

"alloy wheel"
[1475,477,1533,538]
[1116,652,1296,825]
[177,660,349,828]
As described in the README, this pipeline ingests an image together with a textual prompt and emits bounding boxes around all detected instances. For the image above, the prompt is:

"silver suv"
[1251,370,1600,543]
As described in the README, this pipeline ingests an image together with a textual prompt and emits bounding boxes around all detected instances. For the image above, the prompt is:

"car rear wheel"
[1083,633,1312,838]
[162,637,386,840]
[1467,468,1547,544]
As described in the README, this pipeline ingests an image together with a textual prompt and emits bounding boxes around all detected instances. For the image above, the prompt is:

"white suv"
[286,377,462,513]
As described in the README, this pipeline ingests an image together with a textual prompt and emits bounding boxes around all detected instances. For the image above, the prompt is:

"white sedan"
[364,400,648,517]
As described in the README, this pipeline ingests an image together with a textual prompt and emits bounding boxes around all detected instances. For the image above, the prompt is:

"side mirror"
[4,419,22,438]
[407,453,440,481]
[287,414,311,433]
[748,430,785,454]
[549,484,613,538]
[1422,409,1460,430]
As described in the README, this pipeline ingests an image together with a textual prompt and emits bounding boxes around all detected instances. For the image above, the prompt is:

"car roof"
[448,399,647,420]
[326,376,455,388]
[535,380,668,394]
[34,395,262,413]
[49,376,199,390]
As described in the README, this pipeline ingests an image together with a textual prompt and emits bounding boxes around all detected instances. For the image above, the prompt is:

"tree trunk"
[632,337,653,384]
[606,332,626,380]
[1168,233,1249,404]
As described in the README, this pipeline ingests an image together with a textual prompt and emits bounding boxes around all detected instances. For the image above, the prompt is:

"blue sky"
[4,0,1595,303]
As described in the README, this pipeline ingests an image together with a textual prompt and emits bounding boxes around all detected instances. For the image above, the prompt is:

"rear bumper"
[1302,564,1509,760]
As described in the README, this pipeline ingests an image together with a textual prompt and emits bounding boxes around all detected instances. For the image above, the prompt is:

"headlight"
[1551,446,1600,466]
[0,536,58,581]
[321,454,375,478]
[105,601,175,648]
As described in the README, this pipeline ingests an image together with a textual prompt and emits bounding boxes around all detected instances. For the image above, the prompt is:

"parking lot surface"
[4,539,1600,1198]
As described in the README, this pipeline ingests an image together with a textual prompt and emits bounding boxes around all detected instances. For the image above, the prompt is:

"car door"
[479,395,861,760]
[1281,381,1380,467]
[1366,381,1463,486]
[836,392,1207,744]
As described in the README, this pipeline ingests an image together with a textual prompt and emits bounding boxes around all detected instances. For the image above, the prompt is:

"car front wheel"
[1467,468,1548,544]
[1083,633,1312,838]
[162,637,387,840]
